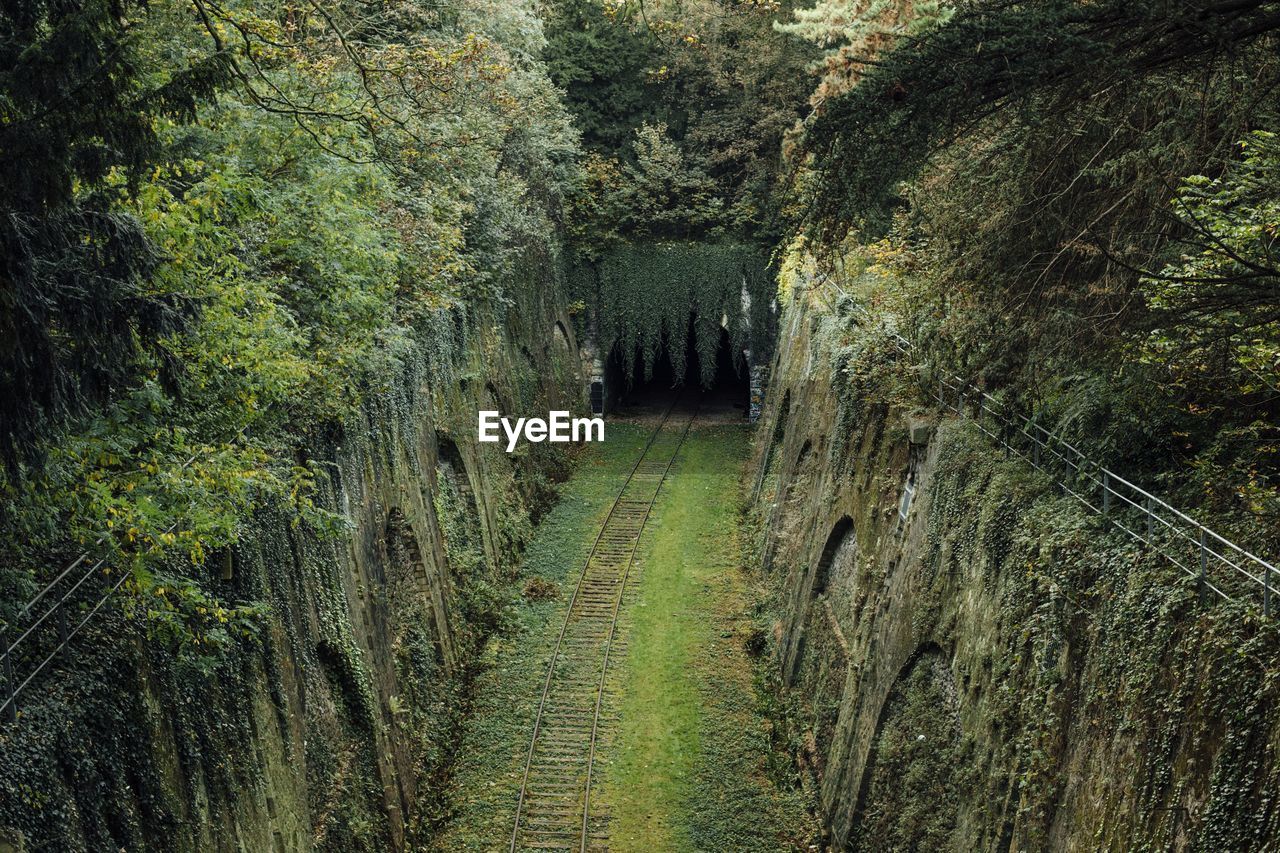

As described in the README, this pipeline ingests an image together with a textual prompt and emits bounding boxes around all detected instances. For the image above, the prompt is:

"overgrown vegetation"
[431,425,650,850]
[751,276,1280,848]
[571,241,774,385]
[6,0,1280,847]
[604,425,815,851]
[784,0,1280,544]
[1,0,575,657]
[546,0,815,379]
[1,1,582,848]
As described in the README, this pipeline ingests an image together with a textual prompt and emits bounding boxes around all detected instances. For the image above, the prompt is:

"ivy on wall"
[752,270,1280,849]
[571,241,774,387]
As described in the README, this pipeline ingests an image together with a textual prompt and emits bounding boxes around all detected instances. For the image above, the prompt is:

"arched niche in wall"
[483,380,506,418]
[384,506,443,665]
[849,644,963,851]
[764,437,814,574]
[813,515,855,598]
[785,512,858,723]
[553,320,572,352]
[434,432,483,565]
[791,438,813,485]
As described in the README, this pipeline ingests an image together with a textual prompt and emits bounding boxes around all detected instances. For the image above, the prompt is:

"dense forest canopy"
[1,0,1278,699]
[546,0,814,248]
[0,0,580,643]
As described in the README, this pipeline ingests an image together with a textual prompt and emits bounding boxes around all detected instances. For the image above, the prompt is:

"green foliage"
[0,10,587,849]
[777,0,953,102]
[851,652,965,850]
[0,0,232,469]
[1141,129,1280,403]
[798,0,1280,237]
[543,0,666,152]
[547,1,815,363]
[0,0,583,648]
[784,0,1280,550]
[573,241,773,386]
[550,0,815,246]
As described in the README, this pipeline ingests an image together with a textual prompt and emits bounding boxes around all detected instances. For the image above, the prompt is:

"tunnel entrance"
[604,316,750,418]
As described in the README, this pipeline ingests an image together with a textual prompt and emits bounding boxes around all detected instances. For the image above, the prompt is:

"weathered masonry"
[750,284,1280,851]
[0,290,587,853]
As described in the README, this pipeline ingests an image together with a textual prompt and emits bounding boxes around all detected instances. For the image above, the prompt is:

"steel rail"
[0,571,132,720]
[508,396,698,853]
[579,398,699,852]
[0,515,187,721]
[877,322,1277,610]
[1,430,247,722]
[0,445,209,643]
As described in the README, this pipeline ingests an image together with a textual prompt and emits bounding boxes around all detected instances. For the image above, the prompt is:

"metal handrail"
[874,324,1278,615]
[0,435,242,724]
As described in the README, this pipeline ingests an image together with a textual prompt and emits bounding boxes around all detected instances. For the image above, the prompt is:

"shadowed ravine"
[3,2,1279,851]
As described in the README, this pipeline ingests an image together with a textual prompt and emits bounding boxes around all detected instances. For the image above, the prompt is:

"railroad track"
[509,398,699,853]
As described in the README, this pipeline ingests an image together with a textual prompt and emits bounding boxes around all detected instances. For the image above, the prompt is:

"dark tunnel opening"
[604,315,750,417]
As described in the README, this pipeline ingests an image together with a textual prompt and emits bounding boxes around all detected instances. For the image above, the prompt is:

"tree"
[1142,130,1280,399]
[0,0,231,470]
[776,0,952,104]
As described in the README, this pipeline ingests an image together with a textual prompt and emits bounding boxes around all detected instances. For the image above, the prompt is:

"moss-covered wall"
[0,279,585,852]
[750,287,1280,851]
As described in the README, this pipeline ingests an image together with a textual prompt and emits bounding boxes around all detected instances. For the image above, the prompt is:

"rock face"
[750,290,1280,851]
[0,287,585,852]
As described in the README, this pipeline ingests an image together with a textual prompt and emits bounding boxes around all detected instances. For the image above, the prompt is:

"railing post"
[2,636,15,724]
[1198,528,1208,606]
[1265,563,1272,618]
[1145,496,1154,542]
[1102,470,1111,520]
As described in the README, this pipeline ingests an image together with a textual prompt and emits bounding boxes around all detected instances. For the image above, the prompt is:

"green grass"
[429,424,649,851]
[432,421,815,851]
[600,424,816,852]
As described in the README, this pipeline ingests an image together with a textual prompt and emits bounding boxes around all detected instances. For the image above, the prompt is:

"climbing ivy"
[752,265,1280,849]
[572,241,774,386]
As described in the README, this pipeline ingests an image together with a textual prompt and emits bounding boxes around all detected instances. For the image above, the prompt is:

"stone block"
[908,416,933,446]
[0,828,25,853]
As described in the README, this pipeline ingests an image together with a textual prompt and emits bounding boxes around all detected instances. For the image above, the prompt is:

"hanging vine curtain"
[572,241,773,388]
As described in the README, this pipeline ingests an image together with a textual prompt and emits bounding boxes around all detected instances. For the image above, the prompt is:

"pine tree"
[776,0,953,103]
